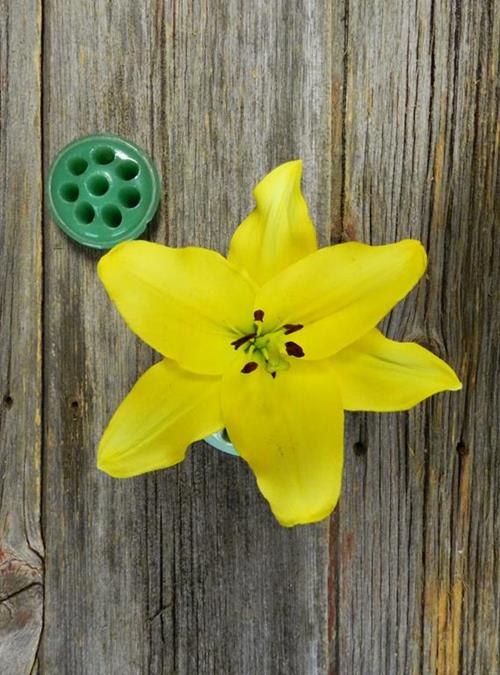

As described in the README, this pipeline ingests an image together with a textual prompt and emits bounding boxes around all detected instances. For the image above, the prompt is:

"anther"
[253,309,264,322]
[283,323,304,335]
[241,361,259,374]
[231,333,256,350]
[285,341,305,357]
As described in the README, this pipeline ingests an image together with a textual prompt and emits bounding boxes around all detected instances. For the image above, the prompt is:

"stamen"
[253,309,265,322]
[231,333,256,350]
[283,323,304,335]
[241,361,258,374]
[285,341,305,358]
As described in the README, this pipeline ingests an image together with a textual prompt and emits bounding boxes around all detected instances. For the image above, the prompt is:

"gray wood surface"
[0,0,498,673]
[337,2,499,673]
[0,0,44,673]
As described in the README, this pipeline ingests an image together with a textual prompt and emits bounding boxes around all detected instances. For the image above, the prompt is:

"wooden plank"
[333,0,499,673]
[153,4,343,672]
[39,1,159,671]
[0,1,43,673]
[40,1,341,673]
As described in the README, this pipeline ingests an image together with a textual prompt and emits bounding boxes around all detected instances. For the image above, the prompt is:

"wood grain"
[0,0,497,672]
[39,1,338,673]
[334,1,499,673]
[39,1,159,672]
[151,3,340,673]
[0,1,43,673]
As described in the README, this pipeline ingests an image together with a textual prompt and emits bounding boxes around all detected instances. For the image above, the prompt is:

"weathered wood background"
[0,0,498,673]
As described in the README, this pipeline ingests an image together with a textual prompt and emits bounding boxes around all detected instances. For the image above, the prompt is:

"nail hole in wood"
[456,441,468,456]
[70,400,79,409]
[353,441,367,456]
[3,395,13,408]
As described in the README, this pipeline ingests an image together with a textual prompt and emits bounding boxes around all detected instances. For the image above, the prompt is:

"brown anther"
[283,323,304,335]
[253,309,265,322]
[285,341,305,358]
[231,333,256,350]
[241,361,259,374]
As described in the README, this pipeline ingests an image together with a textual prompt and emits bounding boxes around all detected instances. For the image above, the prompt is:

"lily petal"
[331,329,462,411]
[256,240,427,359]
[98,359,223,477]
[222,358,344,526]
[227,161,317,285]
[98,241,255,375]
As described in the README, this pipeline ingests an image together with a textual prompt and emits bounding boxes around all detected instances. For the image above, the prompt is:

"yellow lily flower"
[97,161,461,527]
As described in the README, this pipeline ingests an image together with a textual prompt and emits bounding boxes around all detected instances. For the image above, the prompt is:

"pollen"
[285,341,305,357]
[231,333,256,350]
[283,323,304,335]
[241,361,259,374]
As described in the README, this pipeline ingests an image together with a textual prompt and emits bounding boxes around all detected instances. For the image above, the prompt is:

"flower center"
[230,309,304,378]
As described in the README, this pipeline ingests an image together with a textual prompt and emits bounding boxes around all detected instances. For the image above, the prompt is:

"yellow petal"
[256,240,427,359]
[98,241,255,375]
[222,358,344,526]
[331,328,462,411]
[98,359,223,477]
[227,161,317,285]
